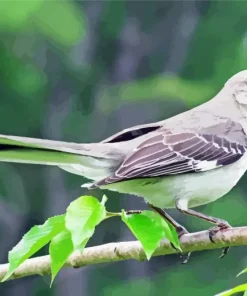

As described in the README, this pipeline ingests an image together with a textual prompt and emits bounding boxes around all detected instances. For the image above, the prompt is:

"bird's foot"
[170,225,191,264]
[176,225,189,237]
[208,220,231,259]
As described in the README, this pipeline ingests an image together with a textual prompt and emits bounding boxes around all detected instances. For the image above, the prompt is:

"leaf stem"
[106,212,122,218]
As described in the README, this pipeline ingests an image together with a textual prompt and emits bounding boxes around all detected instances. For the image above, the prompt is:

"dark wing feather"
[92,129,247,188]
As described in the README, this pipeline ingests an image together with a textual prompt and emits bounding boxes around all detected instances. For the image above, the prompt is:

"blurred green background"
[0,0,247,295]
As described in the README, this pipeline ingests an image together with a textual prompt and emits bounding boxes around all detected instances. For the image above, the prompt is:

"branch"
[0,226,247,281]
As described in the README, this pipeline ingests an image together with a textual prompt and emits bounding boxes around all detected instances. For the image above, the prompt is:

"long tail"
[0,134,123,180]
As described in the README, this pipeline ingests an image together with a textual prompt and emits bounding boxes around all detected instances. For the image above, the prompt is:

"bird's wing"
[92,123,247,187]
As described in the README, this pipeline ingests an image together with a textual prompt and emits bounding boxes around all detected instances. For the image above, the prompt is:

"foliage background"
[1,0,247,295]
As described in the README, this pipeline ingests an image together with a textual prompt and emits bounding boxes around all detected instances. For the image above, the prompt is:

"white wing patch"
[194,160,219,171]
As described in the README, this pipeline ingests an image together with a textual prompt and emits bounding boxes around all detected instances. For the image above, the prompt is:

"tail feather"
[0,134,123,173]
[0,134,122,157]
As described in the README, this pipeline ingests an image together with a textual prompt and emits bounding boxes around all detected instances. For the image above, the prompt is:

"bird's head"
[225,70,247,105]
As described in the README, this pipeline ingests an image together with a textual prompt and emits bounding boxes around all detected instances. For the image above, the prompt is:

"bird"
[1,70,247,258]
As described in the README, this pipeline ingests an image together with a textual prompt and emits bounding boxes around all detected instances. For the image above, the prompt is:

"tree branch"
[1,226,247,281]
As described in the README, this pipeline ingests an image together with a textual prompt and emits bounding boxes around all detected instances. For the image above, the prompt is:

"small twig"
[106,210,142,218]
[125,210,143,215]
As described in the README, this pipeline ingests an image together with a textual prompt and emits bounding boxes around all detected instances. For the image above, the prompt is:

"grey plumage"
[1,70,247,215]
[93,125,246,187]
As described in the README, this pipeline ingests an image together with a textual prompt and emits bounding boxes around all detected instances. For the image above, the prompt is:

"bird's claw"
[180,252,191,264]
[170,225,191,264]
[208,221,231,259]
[176,225,189,238]
[218,246,230,259]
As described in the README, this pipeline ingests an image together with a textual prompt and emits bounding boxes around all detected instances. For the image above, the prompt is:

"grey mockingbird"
[0,70,247,257]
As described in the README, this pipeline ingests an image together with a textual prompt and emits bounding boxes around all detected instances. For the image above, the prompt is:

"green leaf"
[163,220,180,250]
[49,229,73,284]
[122,210,180,260]
[65,196,106,249]
[237,267,247,277]
[2,214,65,282]
[215,283,247,296]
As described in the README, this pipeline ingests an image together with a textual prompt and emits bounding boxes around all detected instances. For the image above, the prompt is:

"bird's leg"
[148,203,191,263]
[148,204,188,236]
[175,201,231,258]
